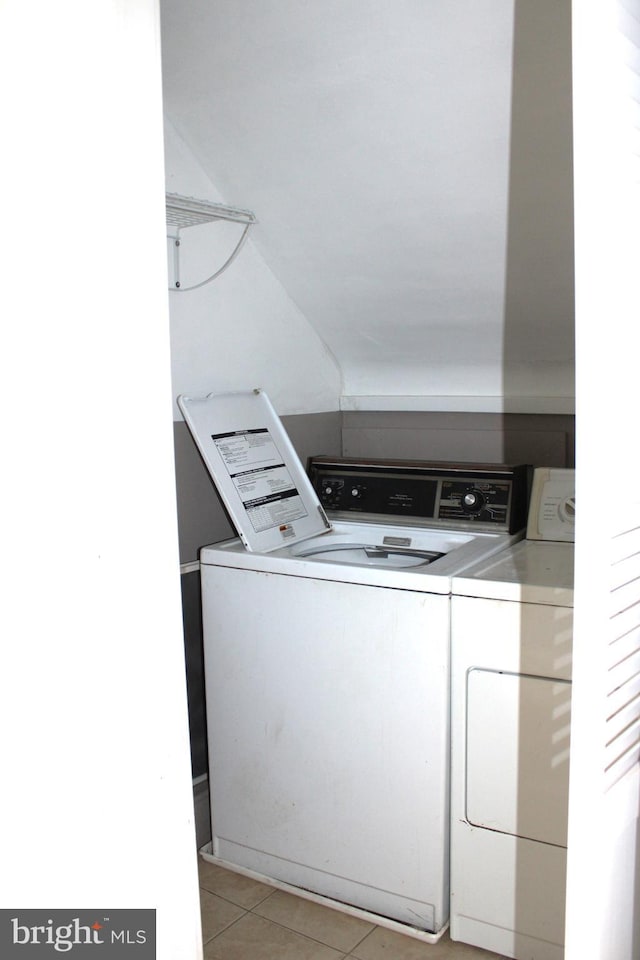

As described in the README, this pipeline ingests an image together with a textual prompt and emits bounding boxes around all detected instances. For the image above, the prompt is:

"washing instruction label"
[212,428,308,533]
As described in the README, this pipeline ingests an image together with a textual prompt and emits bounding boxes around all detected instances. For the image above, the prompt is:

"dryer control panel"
[526,468,575,542]
[308,457,531,534]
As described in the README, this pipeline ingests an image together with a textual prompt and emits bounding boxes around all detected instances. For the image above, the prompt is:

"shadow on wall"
[502,7,575,951]
[502,0,575,461]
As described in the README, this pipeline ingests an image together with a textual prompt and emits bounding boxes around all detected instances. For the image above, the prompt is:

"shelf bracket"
[165,192,257,292]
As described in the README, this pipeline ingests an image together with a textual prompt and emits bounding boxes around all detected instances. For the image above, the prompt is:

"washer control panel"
[309,458,531,534]
[439,479,514,524]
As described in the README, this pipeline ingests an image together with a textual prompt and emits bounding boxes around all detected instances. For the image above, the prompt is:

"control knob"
[461,488,485,514]
[322,479,343,500]
[560,495,576,524]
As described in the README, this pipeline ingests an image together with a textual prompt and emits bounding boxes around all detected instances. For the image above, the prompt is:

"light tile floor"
[198,857,509,960]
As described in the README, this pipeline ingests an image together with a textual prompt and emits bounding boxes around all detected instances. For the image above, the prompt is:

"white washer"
[179,391,530,938]
[450,468,575,960]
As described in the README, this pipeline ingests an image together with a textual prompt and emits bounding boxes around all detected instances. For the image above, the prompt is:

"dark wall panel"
[180,569,207,779]
[342,411,575,468]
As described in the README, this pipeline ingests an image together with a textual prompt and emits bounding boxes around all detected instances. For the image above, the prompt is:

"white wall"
[1,2,202,957]
[161,0,574,413]
[165,120,342,417]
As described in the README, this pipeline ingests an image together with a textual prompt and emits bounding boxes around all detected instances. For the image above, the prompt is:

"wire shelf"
[166,192,256,234]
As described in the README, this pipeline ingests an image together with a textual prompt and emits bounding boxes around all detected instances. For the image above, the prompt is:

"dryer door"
[465,667,571,847]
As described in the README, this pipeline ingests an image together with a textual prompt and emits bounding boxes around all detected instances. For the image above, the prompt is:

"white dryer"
[450,468,575,960]
[179,390,531,939]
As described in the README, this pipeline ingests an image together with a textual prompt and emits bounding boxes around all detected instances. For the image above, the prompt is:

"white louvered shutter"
[567,2,640,957]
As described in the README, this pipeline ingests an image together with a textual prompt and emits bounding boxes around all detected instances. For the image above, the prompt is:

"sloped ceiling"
[160,0,574,409]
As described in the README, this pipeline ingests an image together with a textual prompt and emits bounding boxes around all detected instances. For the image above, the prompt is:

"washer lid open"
[178,389,331,552]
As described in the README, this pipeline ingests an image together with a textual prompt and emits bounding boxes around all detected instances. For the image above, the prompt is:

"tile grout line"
[244,900,379,955]
[200,898,249,947]
[199,882,376,956]
[198,881,255,946]
[344,923,379,954]
[203,900,351,957]
[199,882,278,912]
[246,905,357,953]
